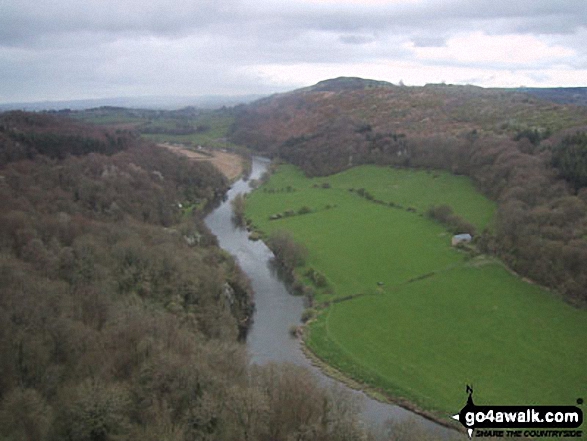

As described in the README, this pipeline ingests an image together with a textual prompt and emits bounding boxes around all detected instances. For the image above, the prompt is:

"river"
[204,156,458,438]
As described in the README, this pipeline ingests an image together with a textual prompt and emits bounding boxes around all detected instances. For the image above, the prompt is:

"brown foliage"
[0,112,378,439]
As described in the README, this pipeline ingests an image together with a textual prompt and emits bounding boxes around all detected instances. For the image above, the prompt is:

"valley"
[2,78,586,440]
[244,163,587,425]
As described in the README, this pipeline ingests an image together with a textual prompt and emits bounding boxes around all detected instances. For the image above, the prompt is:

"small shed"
[452,233,472,246]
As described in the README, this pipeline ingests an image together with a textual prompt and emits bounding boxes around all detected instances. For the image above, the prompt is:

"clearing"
[158,143,243,181]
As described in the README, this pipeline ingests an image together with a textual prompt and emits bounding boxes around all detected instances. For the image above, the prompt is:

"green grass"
[245,163,587,426]
[246,165,494,302]
[141,113,238,148]
[73,114,144,125]
[307,264,587,414]
[72,108,240,149]
[315,166,496,231]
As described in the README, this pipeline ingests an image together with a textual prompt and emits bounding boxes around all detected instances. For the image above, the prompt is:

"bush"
[427,204,453,223]
[289,325,300,337]
[356,188,374,200]
[306,268,329,287]
[292,278,306,296]
[427,204,476,235]
[301,308,316,323]
[267,230,308,271]
[313,271,328,288]
[231,193,246,227]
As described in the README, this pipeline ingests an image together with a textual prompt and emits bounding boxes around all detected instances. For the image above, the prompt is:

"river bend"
[204,157,455,438]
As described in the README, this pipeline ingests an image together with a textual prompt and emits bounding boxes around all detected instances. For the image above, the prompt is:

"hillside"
[302,76,395,93]
[0,111,373,441]
[518,87,587,107]
[230,79,587,174]
[230,78,587,305]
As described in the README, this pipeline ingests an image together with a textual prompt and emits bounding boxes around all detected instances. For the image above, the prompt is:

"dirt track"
[157,143,243,181]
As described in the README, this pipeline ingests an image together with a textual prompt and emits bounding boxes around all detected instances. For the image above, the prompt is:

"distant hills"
[517,87,587,107]
[0,94,265,112]
[2,78,586,112]
[275,77,587,106]
[302,76,395,92]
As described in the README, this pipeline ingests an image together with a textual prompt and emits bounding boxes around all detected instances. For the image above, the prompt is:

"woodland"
[0,111,374,441]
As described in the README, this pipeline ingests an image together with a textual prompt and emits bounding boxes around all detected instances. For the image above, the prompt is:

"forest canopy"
[0,111,371,441]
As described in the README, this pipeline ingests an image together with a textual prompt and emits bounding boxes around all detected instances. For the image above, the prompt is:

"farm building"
[452,233,472,246]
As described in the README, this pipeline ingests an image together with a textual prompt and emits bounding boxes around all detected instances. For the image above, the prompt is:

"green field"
[72,108,241,149]
[140,113,237,148]
[245,164,587,423]
[246,165,495,302]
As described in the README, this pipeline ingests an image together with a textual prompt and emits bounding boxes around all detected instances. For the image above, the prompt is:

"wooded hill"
[519,87,587,107]
[229,78,587,305]
[0,112,372,441]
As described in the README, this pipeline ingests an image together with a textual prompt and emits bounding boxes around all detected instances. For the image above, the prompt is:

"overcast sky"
[1,0,586,103]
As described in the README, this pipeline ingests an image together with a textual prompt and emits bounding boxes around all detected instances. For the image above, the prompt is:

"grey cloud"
[1,0,586,102]
[411,36,447,48]
[339,34,376,45]
[0,0,238,45]
[424,0,587,35]
[3,0,586,47]
[0,36,276,102]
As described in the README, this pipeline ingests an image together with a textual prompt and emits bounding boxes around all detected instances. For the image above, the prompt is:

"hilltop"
[302,76,395,92]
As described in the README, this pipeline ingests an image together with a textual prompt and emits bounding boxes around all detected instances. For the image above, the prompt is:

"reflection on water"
[204,157,457,438]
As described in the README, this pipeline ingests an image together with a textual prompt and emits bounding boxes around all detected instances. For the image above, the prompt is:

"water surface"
[204,157,457,437]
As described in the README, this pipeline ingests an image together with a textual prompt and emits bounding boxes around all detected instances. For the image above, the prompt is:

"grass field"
[73,108,241,149]
[306,264,587,414]
[246,165,495,302]
[141,113,237,148]
[245,164,587,424]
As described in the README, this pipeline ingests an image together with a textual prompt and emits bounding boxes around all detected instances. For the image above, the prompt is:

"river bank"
[204,156,461,439]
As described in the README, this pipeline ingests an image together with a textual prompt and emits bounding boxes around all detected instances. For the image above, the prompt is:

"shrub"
[306,268,329,288]
[427,204,453,223]
[427,205,476,235]
[301,308,316,323]
[231,193,246,227]
[267,230,308,271]
[289,325,300,337]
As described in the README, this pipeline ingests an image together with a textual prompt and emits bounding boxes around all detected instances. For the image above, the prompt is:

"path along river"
[204,157,457,438]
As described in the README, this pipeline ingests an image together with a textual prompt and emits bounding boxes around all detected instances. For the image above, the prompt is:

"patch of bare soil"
[158,143,243,181]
